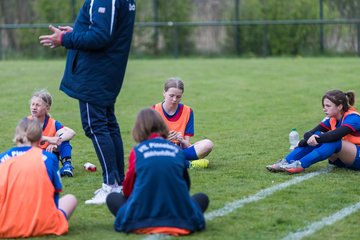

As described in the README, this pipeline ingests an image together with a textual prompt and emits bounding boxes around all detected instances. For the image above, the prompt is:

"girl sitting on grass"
[29,89,76,177]
[267,89,360,174]
[106,108,209,236]
[0,118,77,238]
[153,77,213,168]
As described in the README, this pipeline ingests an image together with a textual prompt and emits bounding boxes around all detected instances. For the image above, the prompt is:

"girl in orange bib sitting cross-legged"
[153,77,213,168]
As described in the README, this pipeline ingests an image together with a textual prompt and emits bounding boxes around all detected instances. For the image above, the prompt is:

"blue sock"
[182,146,198,160]
[300,141,342,168]
[285,145,315,163]
[59,141,72,160]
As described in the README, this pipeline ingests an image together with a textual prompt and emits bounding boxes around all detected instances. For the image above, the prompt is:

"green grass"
[1,58,360,239]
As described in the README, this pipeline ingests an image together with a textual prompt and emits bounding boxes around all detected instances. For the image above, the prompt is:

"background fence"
[0,0,360,59]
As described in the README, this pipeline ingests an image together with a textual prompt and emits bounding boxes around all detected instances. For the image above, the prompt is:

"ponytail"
[345,91,355,106]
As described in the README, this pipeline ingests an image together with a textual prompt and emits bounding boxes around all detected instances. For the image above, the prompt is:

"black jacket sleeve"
[297,124,328,147]
[303,124,328,140]
[315,126,353,143]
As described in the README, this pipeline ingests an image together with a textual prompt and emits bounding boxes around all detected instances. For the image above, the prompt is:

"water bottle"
[289,128,299,151]
[84,162,97,172]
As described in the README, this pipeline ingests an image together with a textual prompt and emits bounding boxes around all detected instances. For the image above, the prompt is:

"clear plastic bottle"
[289,128,299,151]
[84,162,97,172]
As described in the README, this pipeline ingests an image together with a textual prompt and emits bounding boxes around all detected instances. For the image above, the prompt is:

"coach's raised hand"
[39,25,63,48]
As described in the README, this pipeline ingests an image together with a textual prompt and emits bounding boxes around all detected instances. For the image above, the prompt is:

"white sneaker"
[111,185,123,193]
[85,183,112,205]
[85,183,123,205]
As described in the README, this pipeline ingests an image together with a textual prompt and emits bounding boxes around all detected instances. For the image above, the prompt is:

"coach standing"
[39,0,136,204]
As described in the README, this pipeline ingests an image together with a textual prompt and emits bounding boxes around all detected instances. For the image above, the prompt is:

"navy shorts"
[329,145,360,170]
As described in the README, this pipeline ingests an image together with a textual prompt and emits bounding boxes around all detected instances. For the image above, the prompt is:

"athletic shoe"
[280,160,304,174]
[60,161,74,177]
[85,183,112,205]
[111,185,123,194]
[93,183,122,194]
[190,159,209,169]
[86,183,123,205]
[266,159,288,172]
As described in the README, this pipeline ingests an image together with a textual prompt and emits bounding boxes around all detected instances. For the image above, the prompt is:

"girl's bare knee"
[202,139,213,154]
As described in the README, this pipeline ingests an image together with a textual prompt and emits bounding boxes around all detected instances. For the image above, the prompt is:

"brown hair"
[132,108,169,143]
[322,89,355,112]
[30,89,52,107]
[164,77,184,93]
[13,118,42,145]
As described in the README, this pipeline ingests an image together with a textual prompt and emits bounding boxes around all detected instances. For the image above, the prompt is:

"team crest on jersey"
[98,7,106,13]
[129,3,135,11]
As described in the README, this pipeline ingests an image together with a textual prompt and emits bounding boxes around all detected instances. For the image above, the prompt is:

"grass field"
[1,58,360,240]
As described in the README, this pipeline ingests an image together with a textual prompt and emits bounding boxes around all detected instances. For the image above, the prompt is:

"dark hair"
[132,108,169,143]
[164,77,184,93]
[322,89,355,112]
[13,118,42,144]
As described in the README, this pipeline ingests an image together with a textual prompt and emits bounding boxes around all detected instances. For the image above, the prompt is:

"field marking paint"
[205,166,333,221]
[143,234,170,240]
[142,166,333,240]
[283,201,360,240]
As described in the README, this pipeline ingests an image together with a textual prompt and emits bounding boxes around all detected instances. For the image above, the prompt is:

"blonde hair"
[30,89,52,107]
[13,118,42,145]
[132,108,169,143]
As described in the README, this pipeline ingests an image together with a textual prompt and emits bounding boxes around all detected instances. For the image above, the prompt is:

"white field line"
[142,166,333,240]
[283,201,360,240]
[205,166,333,221]
[143,234,170,240]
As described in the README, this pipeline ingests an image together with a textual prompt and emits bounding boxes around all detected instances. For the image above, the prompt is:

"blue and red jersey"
[0,147,67,237]
[42,115,64,133]
[117,134,205,234]
[0,146,62,205]
[320,108,360,145]
[40,115,65,150]
[28,115,65,150]
[29,115,64,134]
[153,102,194,138]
